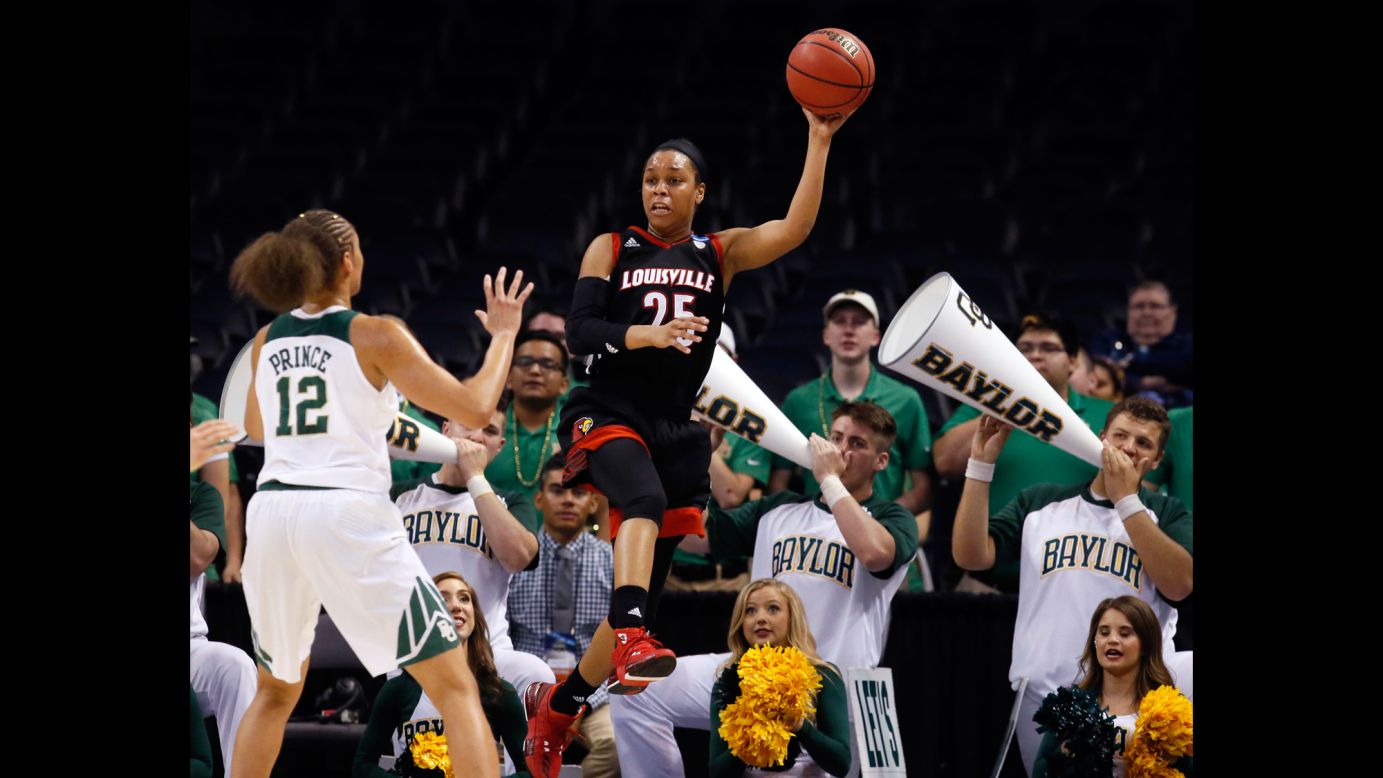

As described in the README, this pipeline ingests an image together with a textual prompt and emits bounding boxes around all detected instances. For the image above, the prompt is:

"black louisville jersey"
[585,225,726,417]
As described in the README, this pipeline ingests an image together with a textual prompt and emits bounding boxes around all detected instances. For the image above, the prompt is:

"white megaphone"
[219,339,461,465]
[693,345,813,470]
[878,272,1104,467]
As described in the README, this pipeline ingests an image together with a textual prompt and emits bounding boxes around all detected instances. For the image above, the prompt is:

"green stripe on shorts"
[396,576,459,667]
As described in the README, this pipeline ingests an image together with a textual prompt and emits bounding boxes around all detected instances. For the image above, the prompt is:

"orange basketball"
[786,28,875,117]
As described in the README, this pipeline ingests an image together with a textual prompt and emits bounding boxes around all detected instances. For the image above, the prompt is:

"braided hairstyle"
[229,209,358,313]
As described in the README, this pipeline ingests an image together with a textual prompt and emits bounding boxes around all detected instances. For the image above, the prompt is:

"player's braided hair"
[229,209,358,313]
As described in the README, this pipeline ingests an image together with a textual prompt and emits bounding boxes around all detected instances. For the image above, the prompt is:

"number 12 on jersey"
[276,375,329,435]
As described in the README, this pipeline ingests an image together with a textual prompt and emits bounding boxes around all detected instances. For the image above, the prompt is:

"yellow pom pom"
[1125,686,1192,778]
[409,730,456,778]
[717,645,824,767]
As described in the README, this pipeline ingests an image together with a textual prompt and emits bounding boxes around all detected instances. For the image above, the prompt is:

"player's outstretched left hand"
[1100,443,1150,503]
[475,266,535,336]
[808,433,847,484]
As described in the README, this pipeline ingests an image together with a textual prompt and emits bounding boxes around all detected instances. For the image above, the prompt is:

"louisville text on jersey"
[266,344,334,376]
[692,387,768,445]
[912,342,1066,442]
[771,534,857,589]
[616,267,717,292]
[401,508,498,561]
[1039,533,1144,591]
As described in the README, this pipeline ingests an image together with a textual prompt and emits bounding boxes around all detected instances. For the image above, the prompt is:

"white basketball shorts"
[243,486,459,683]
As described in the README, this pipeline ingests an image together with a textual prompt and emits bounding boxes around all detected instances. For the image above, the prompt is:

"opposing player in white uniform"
[189,422,257,777]
[953,396,1194,776]
[612,401,919,777]
[392,393,557,698]
[225,209,532,778]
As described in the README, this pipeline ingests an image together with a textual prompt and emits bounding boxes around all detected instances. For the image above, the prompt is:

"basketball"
[786,28,875,117]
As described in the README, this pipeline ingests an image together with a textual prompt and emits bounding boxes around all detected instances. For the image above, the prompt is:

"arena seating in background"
[190,0,1193,411]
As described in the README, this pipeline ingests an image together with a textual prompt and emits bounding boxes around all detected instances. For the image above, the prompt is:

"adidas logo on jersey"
[605,342,619,353]
[627,607,642,618]
[693,239,705,249]
[624,236,640,248]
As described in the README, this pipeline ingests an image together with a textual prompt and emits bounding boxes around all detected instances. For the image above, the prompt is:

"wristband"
[965,458,996,483]
[819,475,850,508]
[467,475,494,499]
[1115,494,1145,521]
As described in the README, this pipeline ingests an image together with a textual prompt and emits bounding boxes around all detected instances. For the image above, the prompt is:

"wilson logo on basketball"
[816,29,861,58]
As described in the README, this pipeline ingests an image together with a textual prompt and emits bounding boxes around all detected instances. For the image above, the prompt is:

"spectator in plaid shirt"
[509,455,619,776]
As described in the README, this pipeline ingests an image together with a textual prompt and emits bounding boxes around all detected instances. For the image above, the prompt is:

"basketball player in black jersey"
[524,108,852,777]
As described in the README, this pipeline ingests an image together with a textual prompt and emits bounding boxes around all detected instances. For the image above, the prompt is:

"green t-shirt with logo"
[773,365,933,502]
[940,390,1114,592]
[726,434,770,486]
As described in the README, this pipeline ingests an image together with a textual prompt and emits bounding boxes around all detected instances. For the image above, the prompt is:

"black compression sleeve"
[566,276,631,356]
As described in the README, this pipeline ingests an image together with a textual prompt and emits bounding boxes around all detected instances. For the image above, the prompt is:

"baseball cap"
[822,290,879,324]
[717,323,737,356]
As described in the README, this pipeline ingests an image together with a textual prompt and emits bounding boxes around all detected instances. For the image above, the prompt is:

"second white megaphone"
[878,272,1104,467]
[693,345,813,470]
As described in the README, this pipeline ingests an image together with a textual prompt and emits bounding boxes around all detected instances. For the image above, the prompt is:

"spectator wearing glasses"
[1090,281,1193,409]
[932,313,1115,593]
[486,330,570,502]
[525,305,588,391]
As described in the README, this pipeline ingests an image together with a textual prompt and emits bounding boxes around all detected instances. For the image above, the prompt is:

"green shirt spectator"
[1144,406,1192,511]
[933,312,1113,593]
[773,363,933,506]
[486,331,570,502]
[767,291,933,513]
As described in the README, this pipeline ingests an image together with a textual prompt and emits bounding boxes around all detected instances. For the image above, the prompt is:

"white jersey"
[190,573,208,639]
[998,483,1192,694]
[394,473,541,652]
[710,491,917,671]
[256,306,396,494]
